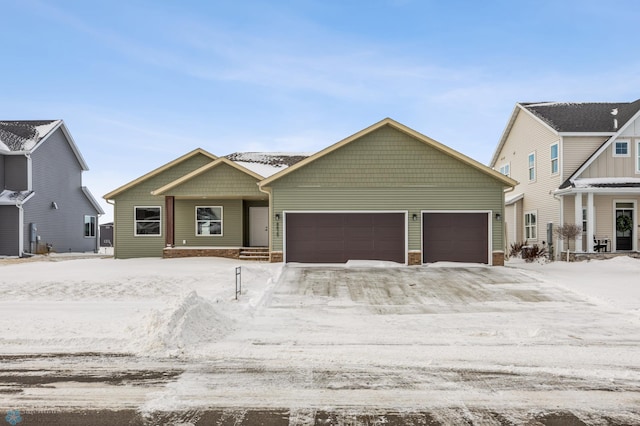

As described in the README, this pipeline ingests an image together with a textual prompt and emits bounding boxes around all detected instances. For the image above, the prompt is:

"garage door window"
[196,206,222,236]
[525,211,537,240]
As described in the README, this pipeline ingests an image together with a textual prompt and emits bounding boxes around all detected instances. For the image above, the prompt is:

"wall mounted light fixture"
[495,213,502,221]
[51,202,58,209]
[412,213,418,221]
[275,213,281,221]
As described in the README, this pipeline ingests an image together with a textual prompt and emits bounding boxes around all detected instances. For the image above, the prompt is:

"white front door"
[249,207,269,247]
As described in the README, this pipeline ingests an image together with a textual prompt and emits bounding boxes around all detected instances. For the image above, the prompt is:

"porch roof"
[555,178,640,195]
[0,189,34,206]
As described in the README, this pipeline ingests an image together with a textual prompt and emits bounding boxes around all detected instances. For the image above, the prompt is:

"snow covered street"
[0,256,639,424]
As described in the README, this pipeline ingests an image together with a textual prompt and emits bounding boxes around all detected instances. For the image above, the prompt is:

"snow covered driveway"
[0,257,639,424]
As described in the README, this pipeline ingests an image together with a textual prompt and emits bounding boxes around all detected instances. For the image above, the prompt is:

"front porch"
[558,183,639,255]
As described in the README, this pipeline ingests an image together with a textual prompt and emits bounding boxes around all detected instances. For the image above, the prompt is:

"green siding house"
[104,119,516,265]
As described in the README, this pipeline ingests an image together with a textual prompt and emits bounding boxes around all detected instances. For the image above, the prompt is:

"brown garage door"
[285,213,405,263]
[423,212,488,264]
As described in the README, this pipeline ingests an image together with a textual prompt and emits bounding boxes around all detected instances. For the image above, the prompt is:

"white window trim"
[636,141,640,174]
[134,206,162,237]
[84,215,96,238]
[524,210,538,241]
[550,142,559,176]
[528,152,536,182]
[195,206,223,237]
[499,162,510,177]
[613,139,630,157]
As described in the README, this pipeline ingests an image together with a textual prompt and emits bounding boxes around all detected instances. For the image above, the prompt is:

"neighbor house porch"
[558,182,639,254]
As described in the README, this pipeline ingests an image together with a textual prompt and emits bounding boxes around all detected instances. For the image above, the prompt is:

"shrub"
[522,243,547,263]
[509,241,527,258]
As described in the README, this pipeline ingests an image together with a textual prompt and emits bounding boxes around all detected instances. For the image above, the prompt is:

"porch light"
[412,213,418,221]
[51,202,58,209]
[275,213,281,221]
[495,213,502,221]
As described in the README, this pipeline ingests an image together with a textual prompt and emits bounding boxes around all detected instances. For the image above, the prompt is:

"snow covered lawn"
[0,255,639,423]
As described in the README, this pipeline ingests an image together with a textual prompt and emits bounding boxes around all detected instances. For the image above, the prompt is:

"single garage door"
[285,212,405,263]
[423,212,489,264]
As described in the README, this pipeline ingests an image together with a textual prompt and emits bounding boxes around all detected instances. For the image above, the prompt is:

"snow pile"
[134,291,236,356]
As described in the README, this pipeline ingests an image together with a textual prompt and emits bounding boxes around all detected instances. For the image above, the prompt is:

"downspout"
[552,190,563,260]
[17,202,24,257]
[25,153,32,191]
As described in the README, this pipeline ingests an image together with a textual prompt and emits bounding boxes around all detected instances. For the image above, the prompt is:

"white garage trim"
[283,210,408,265]
[421,210,493,265]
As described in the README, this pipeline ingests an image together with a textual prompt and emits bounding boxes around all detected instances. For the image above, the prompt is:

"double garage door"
[284,212,489,264]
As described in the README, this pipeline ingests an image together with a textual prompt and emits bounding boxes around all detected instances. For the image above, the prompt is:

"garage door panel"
[423,212,488,264]
[286,213,405,263]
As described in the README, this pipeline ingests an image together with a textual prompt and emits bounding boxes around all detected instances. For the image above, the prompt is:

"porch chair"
[593,238,607,252]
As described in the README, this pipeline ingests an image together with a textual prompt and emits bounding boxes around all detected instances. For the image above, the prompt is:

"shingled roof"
[522,100,640,132]
[0,120,61,151]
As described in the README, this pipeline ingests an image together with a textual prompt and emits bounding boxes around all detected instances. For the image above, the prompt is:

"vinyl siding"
[24,128,99,253]
[268,125,506,252]
[580,138,640,178]
[493,109,561,245]
[111,153,214,258]
[504,201,523,252]
[561,136,607,179]
[0,206,19,255]
[173,199,243,247]
[161,163,264,198]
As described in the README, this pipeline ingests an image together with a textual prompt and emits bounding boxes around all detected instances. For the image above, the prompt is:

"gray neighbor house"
[0,120,104,256]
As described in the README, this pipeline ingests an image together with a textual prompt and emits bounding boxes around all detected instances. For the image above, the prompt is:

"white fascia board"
[31,121,90,171]
[554,187,640,196]
[82,186,106,215]
[489,104,520,167]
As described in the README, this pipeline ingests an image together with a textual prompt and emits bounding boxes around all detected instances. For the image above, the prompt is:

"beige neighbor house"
[490,100,640,258]
[105,118,516,265]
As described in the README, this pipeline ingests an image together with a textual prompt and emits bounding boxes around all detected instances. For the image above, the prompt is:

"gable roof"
[0,120,90,170]
[260,117,517,188]
[151,157,264,195]
[522,100,640,133]
[490,100,640,168]
[0,120,61,151]
[151,153,311,195]
[103,148,217,200]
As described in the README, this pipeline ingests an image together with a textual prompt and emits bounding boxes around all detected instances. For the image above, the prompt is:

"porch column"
[165,196,175,247]
[574,192,583,253]
[586,192,595,253]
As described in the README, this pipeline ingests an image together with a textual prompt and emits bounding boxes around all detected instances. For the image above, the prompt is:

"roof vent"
[611,108,618,130]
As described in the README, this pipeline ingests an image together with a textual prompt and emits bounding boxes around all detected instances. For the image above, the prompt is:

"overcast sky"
[3,0,639,222]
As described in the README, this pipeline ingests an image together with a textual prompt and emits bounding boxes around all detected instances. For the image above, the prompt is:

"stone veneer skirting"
[270,251,284,263]
[164,248,240,259]
[492,251,504,266]
[408,251,421,266]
